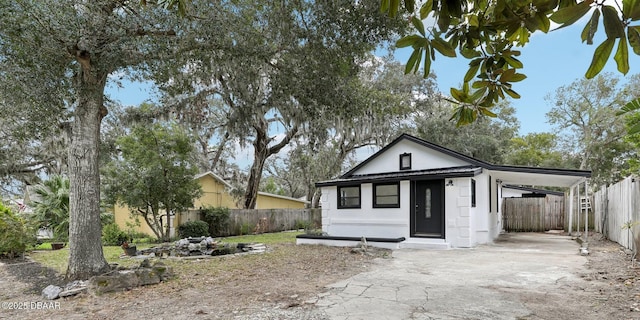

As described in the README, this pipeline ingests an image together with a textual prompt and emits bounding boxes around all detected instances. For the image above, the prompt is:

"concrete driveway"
[311,232,588,320]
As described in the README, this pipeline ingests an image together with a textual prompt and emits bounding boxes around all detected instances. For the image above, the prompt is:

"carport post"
[568,185,574,235]
[584,180,589,245]
[577,183,580,236]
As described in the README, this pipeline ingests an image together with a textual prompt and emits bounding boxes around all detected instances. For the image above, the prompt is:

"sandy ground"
[1,233,639,320]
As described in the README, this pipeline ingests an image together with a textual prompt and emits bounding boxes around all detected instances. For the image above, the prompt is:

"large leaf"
[617,98,640,115]
[581,9,600,44]
[404,0,415,13]
[585,38,615,78]
[380,0,390,13]
[464,59,481,82]
[550,0,593,27]
[423,42,432,78]
[628,26,640,55]
[405,47,423,74]
[420,0,434,19]
[390,0,399,17]
[396,35,422,48]
[602,5,625,39]
[623,0,640,21]
[412,16,425,36]
[430,37,457,57]
[614,37,630,74]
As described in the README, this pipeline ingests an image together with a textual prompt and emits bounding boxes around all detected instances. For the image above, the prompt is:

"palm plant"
[31,175,70,241]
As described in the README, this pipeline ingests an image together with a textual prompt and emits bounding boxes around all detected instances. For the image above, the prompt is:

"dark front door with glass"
[411,180,445,238]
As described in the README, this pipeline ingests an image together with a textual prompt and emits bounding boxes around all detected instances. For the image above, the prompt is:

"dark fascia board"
[317,166,482,187]
[489,164,591,177]
[337,133,591,181]
[340,133,490,179]
[502,184,565,196]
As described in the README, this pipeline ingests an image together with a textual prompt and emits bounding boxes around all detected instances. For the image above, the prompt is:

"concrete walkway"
[310,233,588,320]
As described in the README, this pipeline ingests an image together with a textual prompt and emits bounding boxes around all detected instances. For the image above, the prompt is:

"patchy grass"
[29,244,155,274]
[28,232,303,274]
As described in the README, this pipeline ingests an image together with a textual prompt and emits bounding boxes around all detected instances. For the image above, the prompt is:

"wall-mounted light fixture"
[446,180,454,186]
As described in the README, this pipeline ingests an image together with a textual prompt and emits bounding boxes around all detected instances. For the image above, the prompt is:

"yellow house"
[113,171,308,237]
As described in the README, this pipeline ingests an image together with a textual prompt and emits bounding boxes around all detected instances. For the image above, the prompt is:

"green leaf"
[614,37,630,74]
[423,43,432,78]
[628,122,640,135]
[404,0,415,13]
[623,0,640,21]
[430,37,457,57]
[504,88,521,99]
[437,8,452,32]
[412,16,425,36]
[581,9,600,44]
[585,38,615,78]
[380,0,390,13]
[617,98,640,115]
[503,56,523,68]
[405,48,422,74]
[450,87,468,102]
[464,60,481,82]
[550,0,593,27]
[602,5,625,39]
[390,0,399,17]
[479,107,497,117]
[396,35,422,48]
[628,26,640,55]
[420,0,434,19]
[510,73,527,82]
[470,87,487,101]
[461,48,481,59]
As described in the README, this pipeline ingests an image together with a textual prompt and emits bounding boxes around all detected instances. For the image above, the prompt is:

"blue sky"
[398,20,640,135]
[107,18,640,137]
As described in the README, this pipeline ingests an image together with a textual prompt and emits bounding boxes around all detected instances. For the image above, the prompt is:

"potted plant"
[50,234,67,250]
[121,241,137,256]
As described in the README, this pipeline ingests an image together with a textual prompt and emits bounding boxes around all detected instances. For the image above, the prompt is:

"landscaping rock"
[89,270,139,294]
[135,269,161,286]
[151,261,174,281]
[59,287,88,298]
[42,285,62,300]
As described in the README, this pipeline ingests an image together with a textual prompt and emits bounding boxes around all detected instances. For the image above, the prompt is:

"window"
[399,153,411,170]
[338,186,361,209]
[373,182,400,208]
[471,179,476,208]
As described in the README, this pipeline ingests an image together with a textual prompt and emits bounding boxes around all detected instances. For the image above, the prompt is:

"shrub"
[178,220,209,238]
[0,202,33,258]
[294,219,313,230]
[200,206,230,237]
[102,223,130,246]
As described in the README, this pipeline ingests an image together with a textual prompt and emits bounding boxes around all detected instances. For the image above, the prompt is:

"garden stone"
[135,268,161,286]
[42,285,62,300]
[59,287,88,298]
[89,270,139,294]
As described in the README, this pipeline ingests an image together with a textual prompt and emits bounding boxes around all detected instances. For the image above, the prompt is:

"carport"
[489,165,591,240]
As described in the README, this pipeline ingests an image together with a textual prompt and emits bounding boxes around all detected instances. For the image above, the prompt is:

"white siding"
[352,140,471,175]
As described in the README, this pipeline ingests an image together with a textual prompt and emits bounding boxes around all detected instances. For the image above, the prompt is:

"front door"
[412,180,445,238]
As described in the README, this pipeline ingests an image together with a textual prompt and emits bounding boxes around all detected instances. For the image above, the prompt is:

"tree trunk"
[244,134,268,209]
[66,65,110,280]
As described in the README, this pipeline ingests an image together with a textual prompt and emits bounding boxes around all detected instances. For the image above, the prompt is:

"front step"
[399,239,451,250]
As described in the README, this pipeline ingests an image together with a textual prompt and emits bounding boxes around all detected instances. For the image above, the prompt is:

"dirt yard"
[1,235,640,320]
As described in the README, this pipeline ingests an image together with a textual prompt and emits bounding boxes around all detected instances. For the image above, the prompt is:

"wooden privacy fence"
[182,208,322,237]
[503,196,565,232]
[593,176,640,250]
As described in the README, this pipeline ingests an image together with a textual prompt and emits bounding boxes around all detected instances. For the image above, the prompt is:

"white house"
[297,134,590,249]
